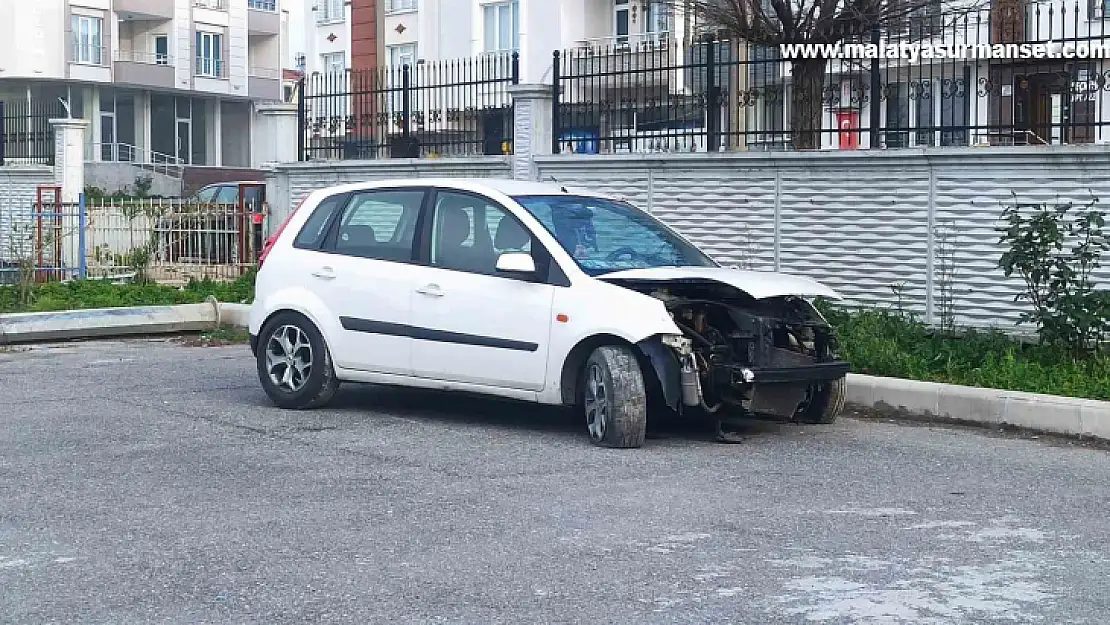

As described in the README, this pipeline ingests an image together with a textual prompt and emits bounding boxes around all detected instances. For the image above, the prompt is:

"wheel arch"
[557,333,670,411]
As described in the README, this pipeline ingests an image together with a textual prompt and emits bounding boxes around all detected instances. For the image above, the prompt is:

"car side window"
[194,186,218,203]
[214,185,239,204]
[329,190,425,262]
[293,193,347,250]
[430,191,535,277]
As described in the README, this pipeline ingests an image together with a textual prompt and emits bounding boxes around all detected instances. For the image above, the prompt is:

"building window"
[387,43,416,67]
[483,0,519,53]
[71,15,104,65]
[322,52,345,73]
[195,31,224,77]
[248,0,278,10]
[154,35,169,65]
[614,0,629,45]
[316,0,344,23]
[386,0,417,13]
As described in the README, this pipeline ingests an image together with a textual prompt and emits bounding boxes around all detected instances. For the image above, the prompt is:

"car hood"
[596,266,844,300]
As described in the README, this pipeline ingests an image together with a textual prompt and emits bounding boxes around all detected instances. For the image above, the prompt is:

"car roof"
[303,178,618,200]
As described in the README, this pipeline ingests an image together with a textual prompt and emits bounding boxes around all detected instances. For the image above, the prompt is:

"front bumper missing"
[722,360,851,386]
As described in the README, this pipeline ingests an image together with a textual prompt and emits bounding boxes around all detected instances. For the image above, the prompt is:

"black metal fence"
[1,100,61,166]
[299,52,519,161]
[552,0,1110,154]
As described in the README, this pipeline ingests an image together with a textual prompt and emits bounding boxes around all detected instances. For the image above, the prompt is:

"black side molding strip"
[340,316,539,352]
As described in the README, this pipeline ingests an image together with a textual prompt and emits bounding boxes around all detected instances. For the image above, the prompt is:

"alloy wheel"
[584,363,609,441]
[265,324,313,393]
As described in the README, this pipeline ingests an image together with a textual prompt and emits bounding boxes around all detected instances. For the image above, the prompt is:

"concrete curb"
[846,373,1110,441]
[0,299,252,345]
[217,303,251,328]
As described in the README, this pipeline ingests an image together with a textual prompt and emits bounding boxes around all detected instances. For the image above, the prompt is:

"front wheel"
[256,312,340,410]
[792,376,847,424]
[580,345,648,448]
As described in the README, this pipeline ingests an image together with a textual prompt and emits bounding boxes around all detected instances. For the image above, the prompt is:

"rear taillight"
[258,197,307,268]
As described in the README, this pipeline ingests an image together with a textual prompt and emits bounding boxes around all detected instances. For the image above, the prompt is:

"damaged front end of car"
[627,279,852,429]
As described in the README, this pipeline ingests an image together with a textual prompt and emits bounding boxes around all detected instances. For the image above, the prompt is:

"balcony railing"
[195,57,226,78]
[248,66,281,78]
[248,0,277,11]
[71,45,108,66]
[574,31,673,51]
[116,49,172,66]
[194,0,225,9]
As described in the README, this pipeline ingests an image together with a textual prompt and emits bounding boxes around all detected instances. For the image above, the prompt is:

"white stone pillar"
[251,103,300,168]
[51,119,88,202]
[51,118,89,275]
[507,84,554,181]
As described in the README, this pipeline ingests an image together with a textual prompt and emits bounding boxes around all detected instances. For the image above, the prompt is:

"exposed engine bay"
[612,279,852,421]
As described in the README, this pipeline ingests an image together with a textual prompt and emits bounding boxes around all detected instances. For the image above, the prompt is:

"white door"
[308,187,427,375]
[409,190,556,391]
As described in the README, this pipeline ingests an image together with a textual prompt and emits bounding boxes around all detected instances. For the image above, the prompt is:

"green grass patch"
[0,269,256,314]
[822,304,1110,401]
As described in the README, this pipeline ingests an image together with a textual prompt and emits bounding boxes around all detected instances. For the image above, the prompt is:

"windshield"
[512,194,718,276]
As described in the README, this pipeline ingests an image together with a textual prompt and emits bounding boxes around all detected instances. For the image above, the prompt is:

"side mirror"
[495,251,536,276]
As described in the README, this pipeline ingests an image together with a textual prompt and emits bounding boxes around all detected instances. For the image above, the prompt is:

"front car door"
[408,189,559,392]
[312,187,428,375]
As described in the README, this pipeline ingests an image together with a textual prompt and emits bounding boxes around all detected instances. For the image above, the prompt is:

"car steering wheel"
[606,247,641,262]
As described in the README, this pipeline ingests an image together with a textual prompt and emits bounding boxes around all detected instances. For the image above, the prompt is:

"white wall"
[302,0,350,75]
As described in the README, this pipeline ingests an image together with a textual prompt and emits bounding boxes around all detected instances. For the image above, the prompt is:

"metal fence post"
[78,193,87,280]
[402,64,412,140]
[511,51,520,84]
[869,26,881,149]
[705,36,719,152]
[0,101,5,166]
[551,50,561,155]
[296,77,306,161]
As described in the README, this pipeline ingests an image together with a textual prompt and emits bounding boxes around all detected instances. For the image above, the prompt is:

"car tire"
[580,345,648,448]
[792,375,846,424]
[256,311,339,410]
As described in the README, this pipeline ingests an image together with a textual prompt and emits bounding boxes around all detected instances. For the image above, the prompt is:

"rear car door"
[407,189,558,392]
[312,187,428,375]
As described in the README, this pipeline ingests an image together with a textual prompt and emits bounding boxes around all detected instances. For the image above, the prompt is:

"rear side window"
[329,189,426,262]
[195,186,218,202]
[293,193,347,250]
[214,185,239,204]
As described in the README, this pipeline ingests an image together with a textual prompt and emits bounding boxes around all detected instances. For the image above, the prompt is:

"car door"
[311,187,428,375]
[408,189,557,392]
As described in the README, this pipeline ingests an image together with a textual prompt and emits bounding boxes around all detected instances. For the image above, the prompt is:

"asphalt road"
[2,338,1109,625]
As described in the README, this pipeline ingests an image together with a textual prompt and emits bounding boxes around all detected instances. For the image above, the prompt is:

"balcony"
[566,32,676,90]
[248,0,281,35]
[114,50,175,89]
[249,67,282,100]
[194,0,225,9]
[114,0,174,20]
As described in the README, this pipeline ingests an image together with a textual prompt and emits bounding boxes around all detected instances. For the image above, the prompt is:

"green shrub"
[0,268,255,314]
[822,304,1110,401]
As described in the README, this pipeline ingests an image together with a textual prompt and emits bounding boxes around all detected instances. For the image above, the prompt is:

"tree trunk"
[790,57,828,150]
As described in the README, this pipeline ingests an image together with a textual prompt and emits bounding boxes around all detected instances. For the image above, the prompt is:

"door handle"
[415,283,444,297]
[311,267,336,280]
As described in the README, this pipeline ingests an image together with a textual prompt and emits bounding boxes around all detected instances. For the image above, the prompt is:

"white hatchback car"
[249,178,851,447]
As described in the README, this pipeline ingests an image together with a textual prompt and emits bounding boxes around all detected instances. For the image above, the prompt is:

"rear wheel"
[257,312,339,410]
[581,345,648,448]
[792,376,846,424]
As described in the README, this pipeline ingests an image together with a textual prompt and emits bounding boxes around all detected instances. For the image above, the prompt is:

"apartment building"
[301,0,384,76]
[0,0,286,168]
[298,0,680,79]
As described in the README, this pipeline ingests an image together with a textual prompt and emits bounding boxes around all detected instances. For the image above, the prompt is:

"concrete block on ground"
[0,301,218,345]
[848,373,1110,442]
[218,303,251,328]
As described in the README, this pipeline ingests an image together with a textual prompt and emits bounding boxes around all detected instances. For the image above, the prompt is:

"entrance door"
[100,111,116,161]
[176,119,191,164]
